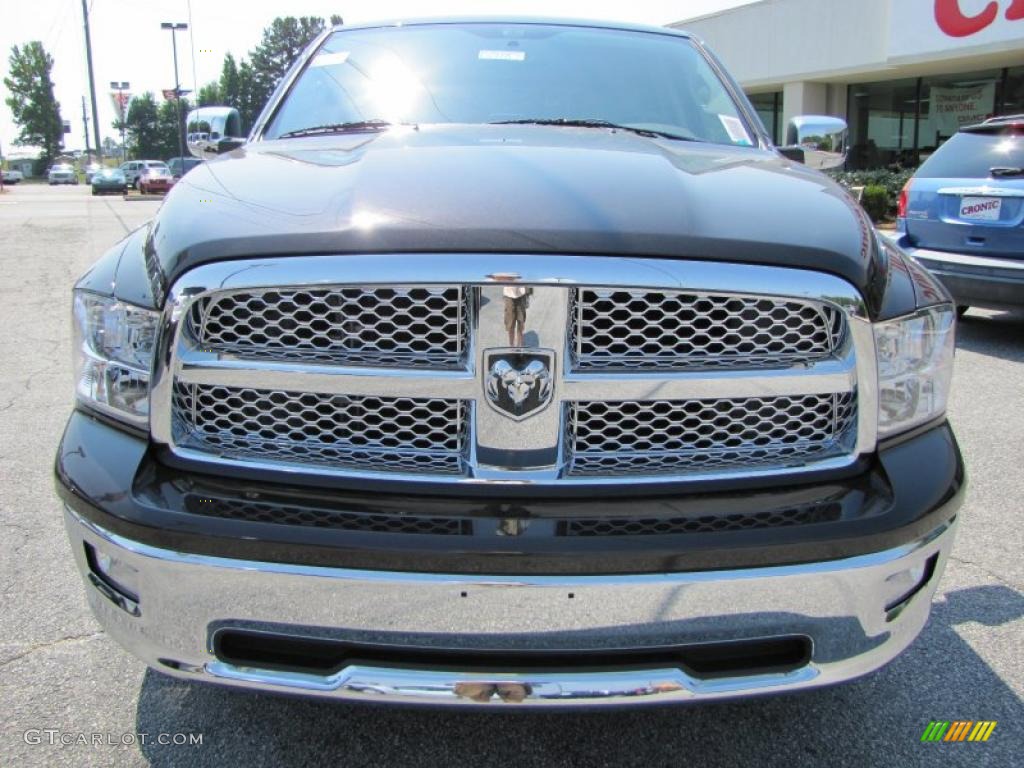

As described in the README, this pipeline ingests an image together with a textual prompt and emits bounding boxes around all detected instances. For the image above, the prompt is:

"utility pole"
[80,0,102,160]
[81,96,91,162]
[161,22,189,161]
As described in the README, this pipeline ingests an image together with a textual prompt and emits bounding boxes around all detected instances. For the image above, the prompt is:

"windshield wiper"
[277,119,394,139]
[990,166,1024,178]
[490,118,700,142]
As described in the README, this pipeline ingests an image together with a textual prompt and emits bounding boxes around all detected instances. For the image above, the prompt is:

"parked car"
[896,114,1024,314]
[58,18,962,709]
[91,167,127,195]
[137,164,174,195]
[1,169,24,184]
[84,163,103,183]
[48,164,78,185]
[167,156,203,179]
[119,160,168,189]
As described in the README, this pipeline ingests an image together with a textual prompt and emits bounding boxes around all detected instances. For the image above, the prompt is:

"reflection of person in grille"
[503,285,531,347]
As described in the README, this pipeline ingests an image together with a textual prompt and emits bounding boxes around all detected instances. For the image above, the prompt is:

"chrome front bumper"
[65,505,957,707]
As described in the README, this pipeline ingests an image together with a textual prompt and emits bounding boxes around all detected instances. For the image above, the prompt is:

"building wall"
[673,0,1024,167]
[677,0,892,89]
[674,0,1024,89]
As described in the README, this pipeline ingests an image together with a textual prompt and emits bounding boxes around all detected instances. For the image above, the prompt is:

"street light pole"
[161,22,188,161]
[80,0,102,160]
[110,81,130,163]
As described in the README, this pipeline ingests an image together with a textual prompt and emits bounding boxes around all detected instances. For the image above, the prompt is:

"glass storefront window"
[917,69,1001,162]
[748,91,782,144]
[845,67,1018,170]
[847,77,920,170]
[1001,66,1024,117]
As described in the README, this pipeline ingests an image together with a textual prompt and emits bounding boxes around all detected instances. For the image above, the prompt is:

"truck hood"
[147,124,883,302]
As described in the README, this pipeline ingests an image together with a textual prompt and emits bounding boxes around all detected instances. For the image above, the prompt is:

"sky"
[0,0,757,155]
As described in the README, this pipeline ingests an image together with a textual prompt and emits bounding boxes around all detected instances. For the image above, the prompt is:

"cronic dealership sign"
[890,0,1024,59]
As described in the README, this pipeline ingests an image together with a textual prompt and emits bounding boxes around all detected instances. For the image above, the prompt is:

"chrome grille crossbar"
[174,352,856,401]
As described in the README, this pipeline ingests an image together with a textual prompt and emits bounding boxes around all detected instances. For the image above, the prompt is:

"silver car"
[48,164,79,185]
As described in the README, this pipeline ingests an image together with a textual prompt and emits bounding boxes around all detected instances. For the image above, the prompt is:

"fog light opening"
[84,542,140,616]
[885,553,939,622]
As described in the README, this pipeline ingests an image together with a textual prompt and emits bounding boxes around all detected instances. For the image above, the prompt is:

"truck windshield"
[264,23,755,147]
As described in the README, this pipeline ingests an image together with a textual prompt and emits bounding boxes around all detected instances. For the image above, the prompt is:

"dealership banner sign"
[110,90,131,120]
[890,0,1024,59]
[929,83,995,134]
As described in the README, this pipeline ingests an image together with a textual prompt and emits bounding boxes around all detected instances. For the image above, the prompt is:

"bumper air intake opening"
[212,629,812,681]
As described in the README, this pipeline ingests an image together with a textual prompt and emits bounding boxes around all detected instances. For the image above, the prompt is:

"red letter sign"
[934,0,998,37]
[1007,0,1024,21]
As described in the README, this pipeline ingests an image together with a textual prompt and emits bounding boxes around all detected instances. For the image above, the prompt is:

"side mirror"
[781,115,848,170]
[186,107,245,158]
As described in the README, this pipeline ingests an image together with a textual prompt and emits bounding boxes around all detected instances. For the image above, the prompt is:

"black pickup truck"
[57,18,963,707]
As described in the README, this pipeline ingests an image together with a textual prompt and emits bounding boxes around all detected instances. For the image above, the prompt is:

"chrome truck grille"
[172,384,468,474]
[186,286,469,368]
[570,289,844,370]
[567,393,856,475]
[151,255,876,490]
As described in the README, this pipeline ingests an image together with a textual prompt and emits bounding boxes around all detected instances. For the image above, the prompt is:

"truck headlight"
[73,291,159,428]
[874,305,955,438]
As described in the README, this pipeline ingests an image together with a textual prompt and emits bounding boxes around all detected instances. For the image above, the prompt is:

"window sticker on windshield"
[719,115,752,146]
[479,50,526,62]
[311,51,350,68]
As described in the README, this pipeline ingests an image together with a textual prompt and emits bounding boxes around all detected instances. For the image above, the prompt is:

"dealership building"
[672,0,1024,168]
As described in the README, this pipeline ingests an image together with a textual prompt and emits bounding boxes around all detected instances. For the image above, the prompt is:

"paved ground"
[0,184,1021,767]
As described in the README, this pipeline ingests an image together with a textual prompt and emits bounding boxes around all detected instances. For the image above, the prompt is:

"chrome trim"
[147,255,871,312]
[170,349,856,400]
[150,254,875,488]
[936,186,1024,198]
[65,505,956,707]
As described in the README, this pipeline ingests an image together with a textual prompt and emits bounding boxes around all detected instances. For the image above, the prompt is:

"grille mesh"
[186,286,468,368]
[571,289,843,370]
[184,495,472,535]
[560,502,843,536]
[568,393,856,476]
[173,383,468,474]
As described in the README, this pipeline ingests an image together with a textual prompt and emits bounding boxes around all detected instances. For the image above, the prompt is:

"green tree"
[3,41,64,169]
[197,81,220,107]
[124,92,160,159]
[248,16,328,115]
[156,96,192,159]
[236,59,261,135]
[218,53,240,107]
[214,16,343,136]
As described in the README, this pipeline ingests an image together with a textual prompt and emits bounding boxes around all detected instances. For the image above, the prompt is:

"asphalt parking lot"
[0,183,1021,767]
